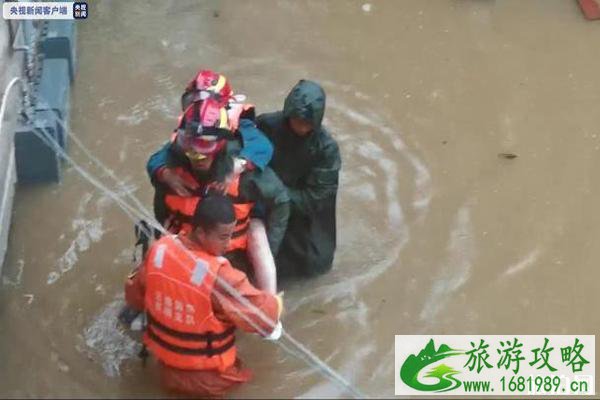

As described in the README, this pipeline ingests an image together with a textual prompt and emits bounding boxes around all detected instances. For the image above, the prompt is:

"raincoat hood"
[283,80,326,130]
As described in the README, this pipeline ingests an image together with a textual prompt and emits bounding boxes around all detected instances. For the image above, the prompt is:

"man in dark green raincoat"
[257,80,341,277]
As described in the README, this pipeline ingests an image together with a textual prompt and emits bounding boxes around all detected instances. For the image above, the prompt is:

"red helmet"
[176,99,231,158]
[182,69,233,109]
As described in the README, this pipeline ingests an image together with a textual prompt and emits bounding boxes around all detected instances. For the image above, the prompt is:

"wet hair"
[192,194,236,231]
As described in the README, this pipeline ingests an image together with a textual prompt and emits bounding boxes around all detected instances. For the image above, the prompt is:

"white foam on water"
[298,342,376,398]
[113,247,135,265]
[379,157,403,229]
[420,203,475,321]
[367,344,394,383]
[50,351,70,373]
[154,74,177,91]
[354,90,370,100]
[335,299,370,329]
[47,271,60,285]
[47,193,105,285]
[358,165,377,177]
[328,99,391,134]
[117,91,179,126]
[23,293,34,304]
[118,137,130,163]
[347,182,377,202]
[49,218,104,283]
[116,102,150,126]
[96,181,139,211]
[173,42,187,53]
[2,258,24,287]
[406,152,432,212]
[351,140,404,227]
[82,296,139,377]
[319,80,354,94]
[327,98,432,219]
[146,94,180,120]
[501,247,541,278]
[77,192,93,213]
[97,97,115,108]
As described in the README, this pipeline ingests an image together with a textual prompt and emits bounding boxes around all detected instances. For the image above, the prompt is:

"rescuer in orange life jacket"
[125,194,283,397]
[146,70,288,294]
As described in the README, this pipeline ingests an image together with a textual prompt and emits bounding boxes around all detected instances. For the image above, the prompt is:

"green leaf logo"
[400,339,464,392]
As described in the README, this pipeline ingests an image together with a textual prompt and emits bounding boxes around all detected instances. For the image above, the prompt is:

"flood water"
[2,0,600,397]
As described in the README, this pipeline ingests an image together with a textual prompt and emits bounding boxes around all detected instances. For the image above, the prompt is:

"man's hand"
[264,294,284,342]
[159,168,198,196]
[206,158,248,194]
[275,291,284,318]
[233,157,248,176]
[207,180,229,194]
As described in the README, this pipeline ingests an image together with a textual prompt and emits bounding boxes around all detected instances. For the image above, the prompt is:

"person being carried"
[148,77,341,279]
[125,194,283,397]
[147,92,289,294]
[148,69,274,200]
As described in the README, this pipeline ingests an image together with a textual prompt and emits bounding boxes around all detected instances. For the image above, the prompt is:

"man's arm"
[288,137,341,216]
[146,141,171,185]
[146,141,200,196]
[242,168,290,256]
[211,262,281,336]
[237,119,273,171]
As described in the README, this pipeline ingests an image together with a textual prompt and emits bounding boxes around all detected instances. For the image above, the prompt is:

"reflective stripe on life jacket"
[163,170,255,252]
[143,236,237,371]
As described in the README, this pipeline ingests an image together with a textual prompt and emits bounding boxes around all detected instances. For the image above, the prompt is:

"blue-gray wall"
[0,20,24,273]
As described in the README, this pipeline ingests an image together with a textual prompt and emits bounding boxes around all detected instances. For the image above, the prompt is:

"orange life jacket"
[143,235,237,371]
[163,170,254,252]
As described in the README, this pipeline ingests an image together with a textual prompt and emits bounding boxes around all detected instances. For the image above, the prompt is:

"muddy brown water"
[1,0,600,397]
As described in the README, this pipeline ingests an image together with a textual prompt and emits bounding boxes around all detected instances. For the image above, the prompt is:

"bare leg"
[247,218,277,294]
